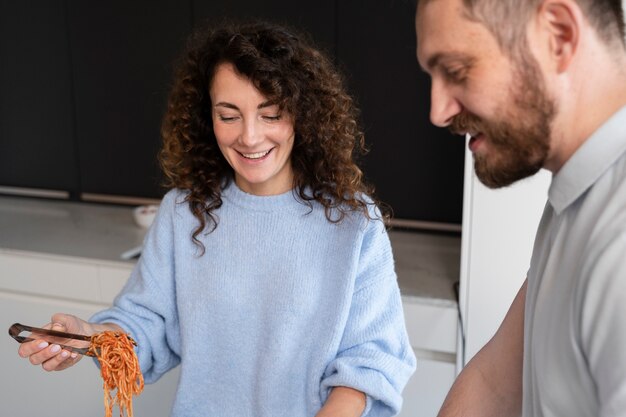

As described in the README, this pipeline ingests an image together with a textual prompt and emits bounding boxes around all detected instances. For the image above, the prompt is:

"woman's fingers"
[17,338,49,360]
[40,347,78,371]
[17,318,84,371]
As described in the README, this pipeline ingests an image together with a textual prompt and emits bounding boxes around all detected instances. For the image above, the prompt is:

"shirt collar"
[548,105,626,214]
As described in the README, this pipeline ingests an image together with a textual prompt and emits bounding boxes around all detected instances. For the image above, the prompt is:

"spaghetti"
[89,331,145,417]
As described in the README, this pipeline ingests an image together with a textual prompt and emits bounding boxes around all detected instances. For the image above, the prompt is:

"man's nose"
[429,79,462,128]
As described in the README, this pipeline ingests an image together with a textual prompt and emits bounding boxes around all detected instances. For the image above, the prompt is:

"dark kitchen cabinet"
[0,1,77,193]
[192,0,335,55]
[337,0,465,224]
[66,0,191,199]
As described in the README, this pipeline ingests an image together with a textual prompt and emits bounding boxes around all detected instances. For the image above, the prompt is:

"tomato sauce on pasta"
[89,331,144,417]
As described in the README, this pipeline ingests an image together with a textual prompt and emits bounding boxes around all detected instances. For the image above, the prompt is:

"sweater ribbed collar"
[221,180,307,213]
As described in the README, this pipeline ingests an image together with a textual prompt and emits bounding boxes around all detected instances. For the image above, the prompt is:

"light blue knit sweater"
[92,182,416,417]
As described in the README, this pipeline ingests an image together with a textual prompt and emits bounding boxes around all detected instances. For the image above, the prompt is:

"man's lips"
[468,133,484,152]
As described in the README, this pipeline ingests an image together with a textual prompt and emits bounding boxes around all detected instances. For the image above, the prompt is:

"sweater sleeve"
[90,189,182,383]
[320,216,417,416]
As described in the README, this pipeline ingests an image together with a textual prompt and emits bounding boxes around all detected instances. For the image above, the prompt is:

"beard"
[450,56,556,189]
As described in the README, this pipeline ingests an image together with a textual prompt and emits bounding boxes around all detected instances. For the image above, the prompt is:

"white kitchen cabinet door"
[398,354,456,417]
[401,286,458,416]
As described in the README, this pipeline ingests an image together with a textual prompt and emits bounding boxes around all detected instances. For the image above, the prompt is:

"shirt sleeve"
[90,189,182,384]
[580,230,626,417]
[320,215,417,416]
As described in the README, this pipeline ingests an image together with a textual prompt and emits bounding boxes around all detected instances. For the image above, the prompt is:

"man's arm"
[438,279,527,417]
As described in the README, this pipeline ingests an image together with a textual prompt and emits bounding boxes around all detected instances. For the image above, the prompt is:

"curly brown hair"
[159,19,387,248]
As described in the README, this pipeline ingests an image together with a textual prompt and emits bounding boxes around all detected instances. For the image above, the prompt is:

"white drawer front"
[0,252,101,303]
[98,265,132,303]
[403,300,458,354]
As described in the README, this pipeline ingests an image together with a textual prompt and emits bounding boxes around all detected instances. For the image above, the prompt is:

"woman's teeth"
[242,150,270,159]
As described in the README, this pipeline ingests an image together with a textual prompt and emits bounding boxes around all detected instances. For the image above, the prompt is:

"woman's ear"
[536,0,581,73]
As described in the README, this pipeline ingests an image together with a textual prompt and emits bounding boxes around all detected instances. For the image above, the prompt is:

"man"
[415,0,626,416]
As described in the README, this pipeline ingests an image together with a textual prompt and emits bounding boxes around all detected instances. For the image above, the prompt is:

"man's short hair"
[418,0,626,56]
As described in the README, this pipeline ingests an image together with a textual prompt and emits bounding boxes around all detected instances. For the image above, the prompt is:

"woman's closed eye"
[261,114,282,122]
[218,115,240,122]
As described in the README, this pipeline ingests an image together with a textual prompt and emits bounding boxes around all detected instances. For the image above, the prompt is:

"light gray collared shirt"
[523,105,626,417]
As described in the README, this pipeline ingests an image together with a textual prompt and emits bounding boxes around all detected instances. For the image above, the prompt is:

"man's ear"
[536,0,581,72]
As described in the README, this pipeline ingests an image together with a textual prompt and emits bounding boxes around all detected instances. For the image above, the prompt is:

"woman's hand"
[17,313,121,372]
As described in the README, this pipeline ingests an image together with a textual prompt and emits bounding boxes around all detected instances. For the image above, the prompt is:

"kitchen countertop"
[389,228,460,306]
[0,195,461,306]
[0,195,145,265]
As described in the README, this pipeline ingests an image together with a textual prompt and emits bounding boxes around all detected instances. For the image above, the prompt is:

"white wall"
[459,138,551,364]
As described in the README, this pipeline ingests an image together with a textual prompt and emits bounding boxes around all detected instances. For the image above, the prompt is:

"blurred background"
[0,0,464,231]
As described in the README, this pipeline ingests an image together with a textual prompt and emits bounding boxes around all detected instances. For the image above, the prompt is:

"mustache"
[448,112,482,137]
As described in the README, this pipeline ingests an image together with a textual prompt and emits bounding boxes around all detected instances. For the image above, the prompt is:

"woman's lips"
[238,148,273,161]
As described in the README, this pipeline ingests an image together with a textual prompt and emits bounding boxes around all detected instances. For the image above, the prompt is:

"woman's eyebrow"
[258,101,277,109]
[213,101,277,110]
[214,102,239,110]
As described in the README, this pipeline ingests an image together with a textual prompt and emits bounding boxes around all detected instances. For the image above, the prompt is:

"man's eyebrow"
[425,53,445,72]
[425,52,474,72]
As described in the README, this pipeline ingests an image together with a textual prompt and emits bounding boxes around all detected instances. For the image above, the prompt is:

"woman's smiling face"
[210,62,296,195]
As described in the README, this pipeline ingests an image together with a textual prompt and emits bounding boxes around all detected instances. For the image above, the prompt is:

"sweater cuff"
[361,394,372,417]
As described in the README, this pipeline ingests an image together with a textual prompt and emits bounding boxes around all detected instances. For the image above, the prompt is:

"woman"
[18,20,416,417]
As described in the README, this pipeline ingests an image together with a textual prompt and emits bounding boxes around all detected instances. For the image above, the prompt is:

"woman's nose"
[429,79,462,128]
[239,119,263,147]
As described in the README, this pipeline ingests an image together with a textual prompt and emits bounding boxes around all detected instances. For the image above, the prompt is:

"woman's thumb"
[50,313,73,331]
